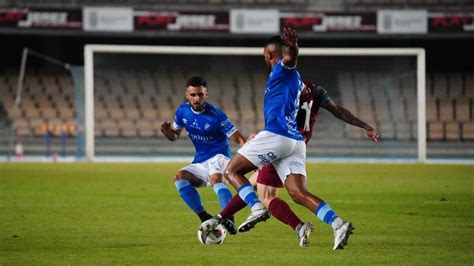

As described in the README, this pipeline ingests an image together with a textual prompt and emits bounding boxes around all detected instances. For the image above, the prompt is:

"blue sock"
[213,183,233,209]
[175,179,205,214]
[237,183,260,208]
[315,201,339,225]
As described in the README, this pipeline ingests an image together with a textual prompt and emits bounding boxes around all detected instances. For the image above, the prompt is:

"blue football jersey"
[264,59,304,141]
[173,102,237,163]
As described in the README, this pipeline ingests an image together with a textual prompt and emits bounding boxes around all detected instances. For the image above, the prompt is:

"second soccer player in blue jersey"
[201,27,355,249]
[161,76,246,234]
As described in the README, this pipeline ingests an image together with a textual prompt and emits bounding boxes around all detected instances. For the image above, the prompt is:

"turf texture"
[0,163,473,265]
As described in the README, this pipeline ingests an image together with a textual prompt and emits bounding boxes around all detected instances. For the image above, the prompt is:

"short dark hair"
[264,35,285,48]
[186,76,207,88]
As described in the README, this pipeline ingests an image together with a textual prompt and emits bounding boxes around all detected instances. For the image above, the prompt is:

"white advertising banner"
[230,9,279,34]
[83,7,133,32]
[377,10,428,34]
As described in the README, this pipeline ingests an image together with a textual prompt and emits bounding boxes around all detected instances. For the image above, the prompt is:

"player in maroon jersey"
[206,80,378,248]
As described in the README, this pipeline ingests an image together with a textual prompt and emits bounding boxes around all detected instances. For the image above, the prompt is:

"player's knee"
[209,175,223,186]
[223,164,237,181]
[288,189,305,205]
[173,172,185,182]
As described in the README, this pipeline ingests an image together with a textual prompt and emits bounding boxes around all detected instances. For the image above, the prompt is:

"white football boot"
[333,222,354,250]
[237,209,271,233]
[295,222,314,247]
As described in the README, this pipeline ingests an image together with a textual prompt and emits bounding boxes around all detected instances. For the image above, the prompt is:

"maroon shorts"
[256,164,283,188]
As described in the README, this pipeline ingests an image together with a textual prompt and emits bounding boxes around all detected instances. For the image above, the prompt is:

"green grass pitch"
[0,163,473,265]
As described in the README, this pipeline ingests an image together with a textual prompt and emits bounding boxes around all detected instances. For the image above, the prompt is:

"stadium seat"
[142,108,159,120]
[345,123,362,139]
[109,108,124,119]
[374,100,390,121]
[455,97,471,121]
[462,122,474,140]
[445,122,460,141]
[57,107,74,119]
[439,98,454,122]
[125,109,141,120]
[41,108,57,118]
[17,127,32,137]
[426,97,438,122]
[378,121,395,139]
[395,121,412,140]
[400,75,416,100]
[428,122,444,140]
[118,120,136,137]
[24,106,41,119]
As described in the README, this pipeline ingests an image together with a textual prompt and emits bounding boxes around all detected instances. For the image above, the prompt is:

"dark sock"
[198,211,213,222]
[268,198,303,230]
[219,195,247,219]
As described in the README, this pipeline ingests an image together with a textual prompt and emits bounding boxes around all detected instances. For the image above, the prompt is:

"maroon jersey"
[296,81,331,144]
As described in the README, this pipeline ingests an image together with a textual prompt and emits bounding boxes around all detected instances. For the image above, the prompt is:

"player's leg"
[256,166,302,231]
[173,168,212,222]
[201,171,258,235]
[209,173,233,209]
[207,155,234,211]
[255,164,313,247]
[208,173,237,234]
[273,139,353,250]
[217,170,258,220]
[201,155,266,233]
[284,174,353,250]
[231,131,304,232]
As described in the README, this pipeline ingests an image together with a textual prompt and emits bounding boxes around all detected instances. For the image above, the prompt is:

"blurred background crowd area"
[0,0,473,159]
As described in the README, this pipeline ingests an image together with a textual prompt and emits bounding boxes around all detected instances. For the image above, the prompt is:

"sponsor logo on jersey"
[189,133,213,142]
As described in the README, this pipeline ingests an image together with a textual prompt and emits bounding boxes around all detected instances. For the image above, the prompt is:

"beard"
[191,103,204,112]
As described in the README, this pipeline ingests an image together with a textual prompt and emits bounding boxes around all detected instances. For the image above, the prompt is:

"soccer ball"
[197,224,226,245]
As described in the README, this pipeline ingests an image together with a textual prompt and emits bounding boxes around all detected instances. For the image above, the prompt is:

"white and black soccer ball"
[197,224,226,245]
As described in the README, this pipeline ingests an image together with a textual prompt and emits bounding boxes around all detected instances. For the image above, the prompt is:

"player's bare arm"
[281,27,299,68]
[160,121,182,141]
[228,131,246,147]
[324,101,379,143]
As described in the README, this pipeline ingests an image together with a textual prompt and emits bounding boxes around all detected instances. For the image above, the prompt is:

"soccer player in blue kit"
[201,27,355,248]
[160,76,246,234]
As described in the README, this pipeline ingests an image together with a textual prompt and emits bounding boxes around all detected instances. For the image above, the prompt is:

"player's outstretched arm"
[324,101,379,143]
[281,27,299,68]
[228,131,246,147]
[160,121,182,141]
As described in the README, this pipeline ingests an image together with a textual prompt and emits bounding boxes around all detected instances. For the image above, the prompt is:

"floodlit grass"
[0,163,473,265]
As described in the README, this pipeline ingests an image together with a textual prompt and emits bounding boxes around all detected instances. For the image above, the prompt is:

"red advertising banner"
[281,12,376,32]
[134,11,229,31]
[429,13,474,32]
[0,8,82,29]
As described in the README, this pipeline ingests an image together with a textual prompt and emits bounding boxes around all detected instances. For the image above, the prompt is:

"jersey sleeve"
[172,107,184,130]
[315,86,331,107]
[217,110,237,137]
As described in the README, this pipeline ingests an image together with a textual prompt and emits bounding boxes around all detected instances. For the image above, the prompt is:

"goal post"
[84,45,426,162]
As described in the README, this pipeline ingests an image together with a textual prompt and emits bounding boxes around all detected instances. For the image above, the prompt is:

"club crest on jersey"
[182,118,188,124]
[191,119,200,129]
[205,123,210,130]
